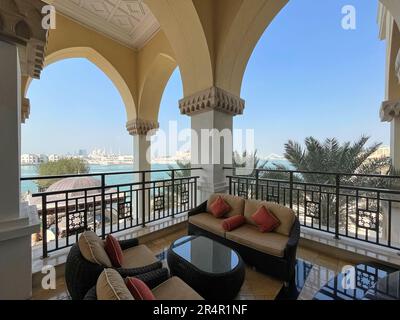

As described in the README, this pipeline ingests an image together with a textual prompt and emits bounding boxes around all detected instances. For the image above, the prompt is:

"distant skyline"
[23,0,389,158]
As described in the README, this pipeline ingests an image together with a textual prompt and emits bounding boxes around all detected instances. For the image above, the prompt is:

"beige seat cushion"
[189,212,226,237]
[121,244,158,269]
[244,199,296,236]
[96,269,134,300]
[226,224,289,258]
[152,276,203,300]
[207,193,245,218]
[78,231,112,267]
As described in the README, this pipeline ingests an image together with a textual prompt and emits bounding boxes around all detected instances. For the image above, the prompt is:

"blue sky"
[23,0,388,158]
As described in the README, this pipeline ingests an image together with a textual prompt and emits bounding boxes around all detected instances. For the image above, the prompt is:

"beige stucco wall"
[145,0,214,97]
[145,0,288,98]
[386,22,400,100]
[23,14,180,124]
[44,14,138,120]
[137,31,177,121]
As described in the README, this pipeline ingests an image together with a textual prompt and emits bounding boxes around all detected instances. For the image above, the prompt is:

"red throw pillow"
[126,277,156,300]
[222,215,246,231]
[251,206,281,233]
[209,196,231,218]
[104,235,123,268]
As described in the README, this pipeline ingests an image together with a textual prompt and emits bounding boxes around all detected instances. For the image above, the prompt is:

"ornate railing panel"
[22,169,199,257]
[226,168,400,251]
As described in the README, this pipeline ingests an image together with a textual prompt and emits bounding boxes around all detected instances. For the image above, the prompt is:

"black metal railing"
[225,167,400,251]
[21,169,200,257]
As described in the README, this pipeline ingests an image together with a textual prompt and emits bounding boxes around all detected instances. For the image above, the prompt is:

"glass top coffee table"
[167,236,245,300]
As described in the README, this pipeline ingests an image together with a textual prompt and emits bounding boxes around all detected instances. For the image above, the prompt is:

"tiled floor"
[32,228,354,300]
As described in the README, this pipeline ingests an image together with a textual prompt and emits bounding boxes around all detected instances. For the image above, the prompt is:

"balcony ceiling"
[53,0,160,49]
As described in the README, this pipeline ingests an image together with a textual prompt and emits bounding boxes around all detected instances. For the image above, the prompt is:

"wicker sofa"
[188,194,300,283]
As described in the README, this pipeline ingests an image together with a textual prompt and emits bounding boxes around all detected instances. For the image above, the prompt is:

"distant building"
[78,149,88,157]
[21,154,39,165]
[48,154,60,162]
[369,146,390,160]
[39,154,48,163]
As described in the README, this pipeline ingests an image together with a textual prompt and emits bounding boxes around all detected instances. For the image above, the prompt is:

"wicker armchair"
[83,268,170,300]
[65,238,162,300]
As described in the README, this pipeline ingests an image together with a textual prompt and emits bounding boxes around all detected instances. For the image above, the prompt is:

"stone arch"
[215,0,288,96]
[381,0,400,29]
[386,21,400,100]
[24,47,137,120]
[145,0,214,97]
[138,53,177,121]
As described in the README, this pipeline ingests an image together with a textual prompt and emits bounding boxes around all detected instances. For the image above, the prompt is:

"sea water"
[20,163,176,194]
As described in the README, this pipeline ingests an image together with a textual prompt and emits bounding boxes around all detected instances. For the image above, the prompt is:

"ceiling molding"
[53,0,160,50]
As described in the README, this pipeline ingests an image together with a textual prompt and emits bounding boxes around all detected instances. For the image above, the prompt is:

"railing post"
[255,170,260,200]
[289,171,294,209]
[142,171,146,227]
[171,170,175,218]
[194,177,198,206]
[101,174,106,240]
[335,174,340,240]
[41,195,48,258]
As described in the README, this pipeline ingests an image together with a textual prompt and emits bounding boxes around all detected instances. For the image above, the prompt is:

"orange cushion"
[126,277,156,300]
[104,235,123,268]
[252,206,281,233]
[222,215,246,231]
[209,196,231,218]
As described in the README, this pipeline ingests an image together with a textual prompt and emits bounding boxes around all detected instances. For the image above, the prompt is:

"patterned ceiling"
[53,0,160,49]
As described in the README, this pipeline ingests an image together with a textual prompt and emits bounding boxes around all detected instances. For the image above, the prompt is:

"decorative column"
[21,98,30,124]
[381,99,400,168]
[126,119,159,174]
[0,0,47,299]
[179,86,245,202]
[380,45,400,248]
[127,119,159,225]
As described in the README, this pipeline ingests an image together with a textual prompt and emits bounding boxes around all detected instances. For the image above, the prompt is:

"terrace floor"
[32,224,364,300]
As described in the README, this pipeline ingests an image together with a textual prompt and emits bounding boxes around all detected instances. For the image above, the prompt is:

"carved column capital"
[380,99,400,122]
[179,86,245,117]
[0,0,48,79]
[126,119,159,136]
[21,97,30,123]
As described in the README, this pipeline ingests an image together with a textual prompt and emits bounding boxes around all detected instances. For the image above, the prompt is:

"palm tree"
[233,150,269,176]
[166,160,191,179]
[282,136,388,182]
[267,136,390,228]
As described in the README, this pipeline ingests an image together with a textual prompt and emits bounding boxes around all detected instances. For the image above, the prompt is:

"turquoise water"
[20,163,176,193]
[21,160,291,194]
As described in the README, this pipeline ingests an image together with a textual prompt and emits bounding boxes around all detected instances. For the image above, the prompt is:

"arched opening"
[237,0,387,159]
[138,53,177,121]
[234,0,395,248]
[151,67,191,168]
[24,47,137,120]
[22,58,133,193]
